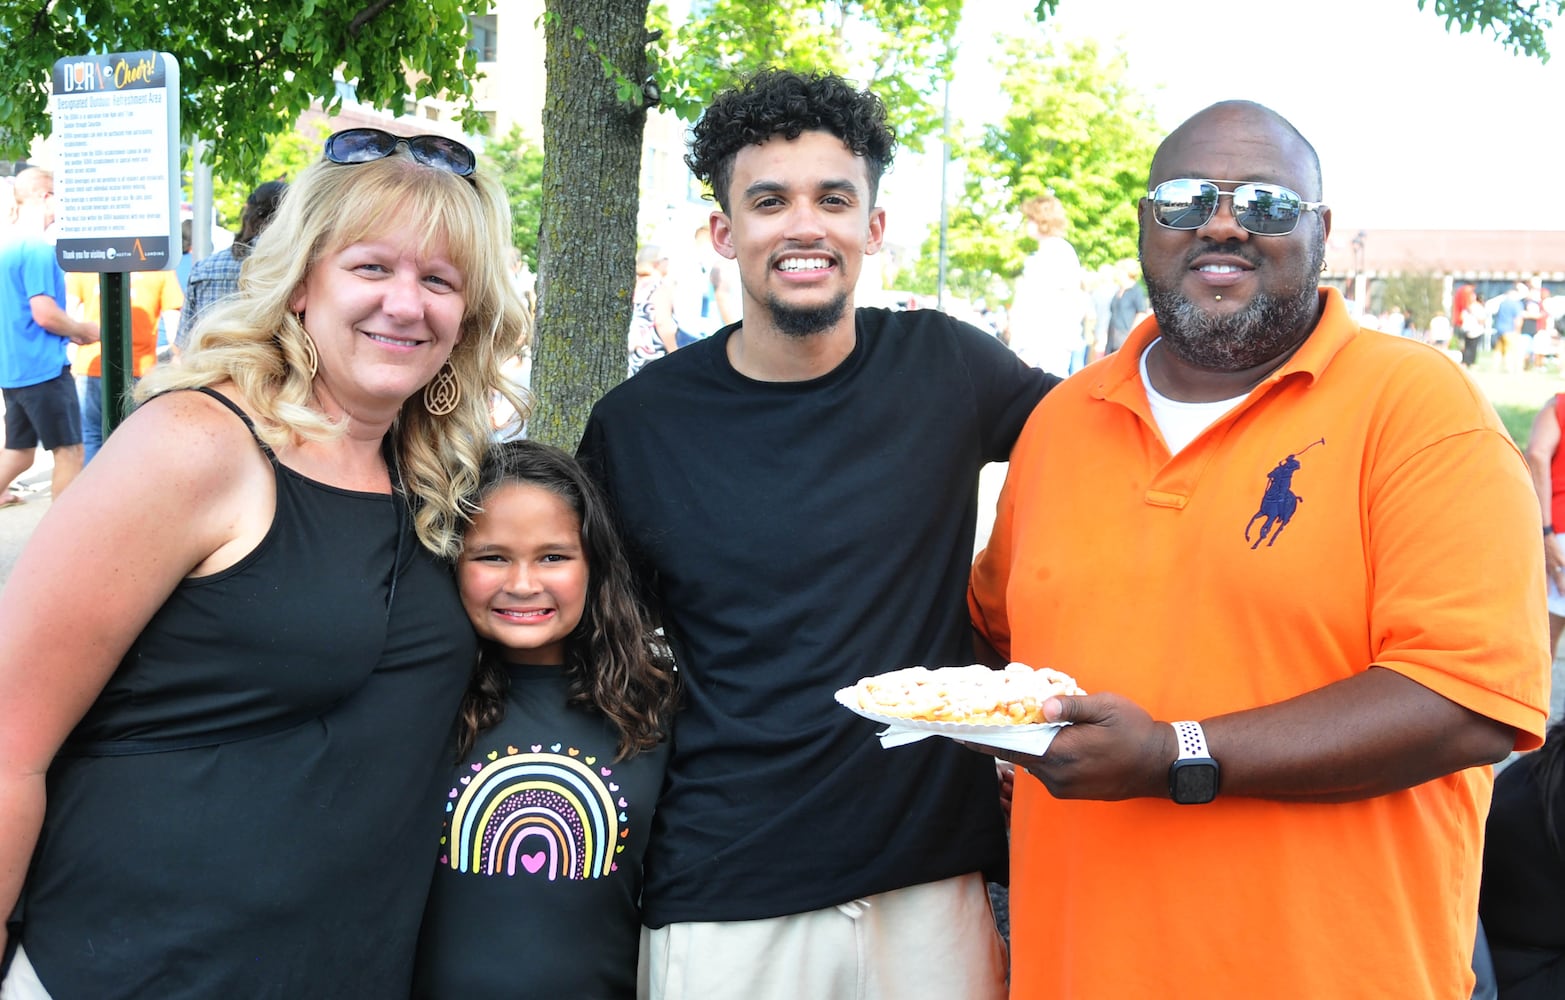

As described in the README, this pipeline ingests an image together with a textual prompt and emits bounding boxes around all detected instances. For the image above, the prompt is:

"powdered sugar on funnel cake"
[849,663,1085,726]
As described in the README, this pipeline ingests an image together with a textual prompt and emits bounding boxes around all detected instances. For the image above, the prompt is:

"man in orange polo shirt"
[968,101,1551,999]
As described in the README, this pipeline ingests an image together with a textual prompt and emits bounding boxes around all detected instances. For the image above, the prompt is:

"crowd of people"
[0,68,1560,1000]
[0,169,291,507]
[1365,278,1565,373]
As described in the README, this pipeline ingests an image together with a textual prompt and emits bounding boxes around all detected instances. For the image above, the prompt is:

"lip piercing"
[1215,295,1223,301]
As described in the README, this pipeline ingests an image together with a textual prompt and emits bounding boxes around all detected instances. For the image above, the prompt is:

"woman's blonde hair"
[137,147,532,559]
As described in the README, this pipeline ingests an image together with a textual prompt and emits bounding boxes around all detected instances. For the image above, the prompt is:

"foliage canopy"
[0,0,491,180]
[481,125,546,271]
[210,121,327,233]
[651,0,963,148]
[0,0,1558,182]
[904,33,1159,305]
[1418,0,1561,62]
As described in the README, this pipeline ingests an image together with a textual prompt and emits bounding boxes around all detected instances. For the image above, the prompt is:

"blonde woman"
[0,129,528,998]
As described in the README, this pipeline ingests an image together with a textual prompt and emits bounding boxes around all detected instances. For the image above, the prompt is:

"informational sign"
[50,51,180,272]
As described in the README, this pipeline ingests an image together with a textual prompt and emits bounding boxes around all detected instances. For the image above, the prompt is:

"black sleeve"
[949,315,1057,461]
[573,408,608,489]
[1480,755,1565,999]
[574,405,664,625]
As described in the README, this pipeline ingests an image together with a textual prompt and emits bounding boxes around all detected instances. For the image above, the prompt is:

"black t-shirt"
[578,307,1054,926]
[1479,749,1565,999]
[414,665,668,998]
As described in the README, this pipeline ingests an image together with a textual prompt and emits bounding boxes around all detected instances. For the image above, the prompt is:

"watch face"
[1171,760,1219,805]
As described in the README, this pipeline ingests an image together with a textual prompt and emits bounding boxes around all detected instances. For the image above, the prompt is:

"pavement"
[0,444,55,595]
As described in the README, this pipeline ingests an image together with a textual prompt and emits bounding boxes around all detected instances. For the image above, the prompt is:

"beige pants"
[642,872,1007,1000]
[0,946,52,1000]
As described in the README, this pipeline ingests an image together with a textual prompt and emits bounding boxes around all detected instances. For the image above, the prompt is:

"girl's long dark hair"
[455,440,678,760]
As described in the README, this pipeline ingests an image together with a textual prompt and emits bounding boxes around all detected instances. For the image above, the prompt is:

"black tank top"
[19,388,475,998]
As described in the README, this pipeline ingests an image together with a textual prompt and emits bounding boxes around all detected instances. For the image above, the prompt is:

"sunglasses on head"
[1147,178,1326,236]
[323,128,477,178]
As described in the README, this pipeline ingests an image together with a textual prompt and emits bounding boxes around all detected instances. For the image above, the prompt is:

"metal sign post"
[50,51,180,439]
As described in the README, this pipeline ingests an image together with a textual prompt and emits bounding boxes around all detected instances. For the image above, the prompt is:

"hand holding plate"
[987,691,1173,801]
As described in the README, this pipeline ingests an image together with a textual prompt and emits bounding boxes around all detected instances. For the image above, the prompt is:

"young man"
[578,70,1054,999]
[969,100,1551,999]
[0,168,99,506]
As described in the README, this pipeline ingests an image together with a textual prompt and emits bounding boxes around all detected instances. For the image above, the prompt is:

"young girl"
[413,440,679,998]
[1479,719,1565,998]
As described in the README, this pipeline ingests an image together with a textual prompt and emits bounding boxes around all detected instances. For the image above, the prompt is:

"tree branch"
[349,0,399,40]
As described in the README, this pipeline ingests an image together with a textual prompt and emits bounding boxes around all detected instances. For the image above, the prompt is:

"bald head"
[1150,101,1321,199]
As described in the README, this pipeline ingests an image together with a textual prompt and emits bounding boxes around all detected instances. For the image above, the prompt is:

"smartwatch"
[1168,720,1220,805]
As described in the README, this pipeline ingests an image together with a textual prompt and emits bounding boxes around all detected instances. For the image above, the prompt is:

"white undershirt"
[1139,339,1248,454]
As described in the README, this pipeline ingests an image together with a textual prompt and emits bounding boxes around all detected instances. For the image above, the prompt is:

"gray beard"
[1143,241,1325,372]
[767,291,849,338]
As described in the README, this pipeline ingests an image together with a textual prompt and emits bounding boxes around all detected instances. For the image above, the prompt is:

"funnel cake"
[853,662,1084,726]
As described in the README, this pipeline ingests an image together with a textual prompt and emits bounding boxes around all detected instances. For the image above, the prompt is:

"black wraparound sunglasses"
[323,128,477,178]
[1147,178,1326,236]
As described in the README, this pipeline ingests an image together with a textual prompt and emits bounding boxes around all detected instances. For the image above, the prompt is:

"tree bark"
[531,0,649,450]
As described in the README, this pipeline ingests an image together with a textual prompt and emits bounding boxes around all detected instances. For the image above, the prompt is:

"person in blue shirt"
[0,168,99,507]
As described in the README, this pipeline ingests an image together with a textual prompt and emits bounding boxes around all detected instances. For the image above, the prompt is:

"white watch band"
[1172,720,1210,760]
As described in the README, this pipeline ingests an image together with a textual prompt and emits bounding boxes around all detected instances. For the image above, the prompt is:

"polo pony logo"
[1245,438,1325,549]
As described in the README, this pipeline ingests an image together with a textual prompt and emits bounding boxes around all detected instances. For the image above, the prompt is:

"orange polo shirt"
[67,269,183,378]
[970,288,1549,999]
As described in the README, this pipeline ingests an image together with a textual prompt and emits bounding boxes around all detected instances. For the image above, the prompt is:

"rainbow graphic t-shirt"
[413,664,668,998]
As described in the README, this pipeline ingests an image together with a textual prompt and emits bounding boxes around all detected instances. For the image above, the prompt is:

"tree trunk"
[531,0,649,450]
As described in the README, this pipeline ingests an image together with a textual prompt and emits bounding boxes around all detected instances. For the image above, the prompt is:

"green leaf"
[903,30,1161,302]
[0,0,490,167]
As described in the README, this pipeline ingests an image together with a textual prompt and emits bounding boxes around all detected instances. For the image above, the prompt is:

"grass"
[1464,354,1559,447]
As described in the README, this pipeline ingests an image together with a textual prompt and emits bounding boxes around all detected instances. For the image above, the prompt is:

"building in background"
[1322,228,1565,319]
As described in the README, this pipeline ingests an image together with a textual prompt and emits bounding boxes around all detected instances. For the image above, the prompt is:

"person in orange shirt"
[968,101,1551,999]
[67,268,182,463]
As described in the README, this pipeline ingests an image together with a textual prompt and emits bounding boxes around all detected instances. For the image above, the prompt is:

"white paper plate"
[833,687,1059,734]
[834,687,1066,754]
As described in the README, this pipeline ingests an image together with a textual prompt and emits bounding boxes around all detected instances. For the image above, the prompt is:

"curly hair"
[1021,193,1069,239]
[686,68,898,213]
[137,147,531,560]
[455,441,679,761]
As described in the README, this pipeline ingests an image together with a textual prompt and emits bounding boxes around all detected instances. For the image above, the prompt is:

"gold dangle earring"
[423,360,461,416]
[292,313,319,379]
[299,334,319,379]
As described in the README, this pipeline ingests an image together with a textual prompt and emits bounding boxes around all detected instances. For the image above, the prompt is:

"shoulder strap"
[60,386,308,757]
[189,385,276,460]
